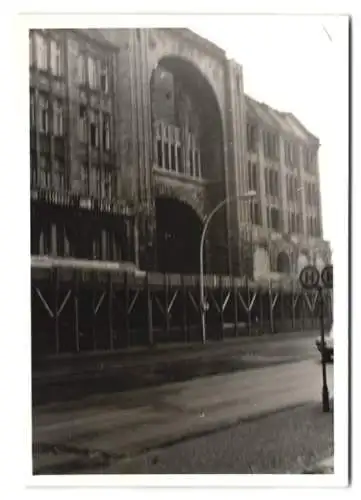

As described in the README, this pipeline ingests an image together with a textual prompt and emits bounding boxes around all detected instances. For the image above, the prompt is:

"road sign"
[299,265,320,290]
[321,265,333,289]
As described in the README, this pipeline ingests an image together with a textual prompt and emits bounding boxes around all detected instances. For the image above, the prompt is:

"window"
[39,155,50,189]
[271,208,280,231]
[89,110,99,148]
[100,60,109,93]
[157,139,163,167]
[80,163,89,196]
[247,124,257,152]
[196,150,201,177]
[170,144,176,172]
[263,131,267,158]
[177,145,183,173]
[35,33,48,70]
[252,126,257,152]
[248,161,258,192]
[274,135,279,159]
[289,143,294,165]
[315,217,320,237]
[251,202,261,226]
[247,125,251,152]
[103,168,113,199]
[164,142,170,170]
[79,105,87,143]
[248,161,252,190]
[189,149,194,176]
[53,100,64,136]
[30,90,35,128]
[274,171,279,196]
[291,213,296,233]
[50,39,63,76]
[102,113,111,151]
[92,166,101,198]
[53,158,65,191]
[265,168,270,195]
[78,54,86,84]
[269,170,279,197]
[270,171,275,195]
[305,148,316,172]
[88,56,98,89]
[29,33,34,66]
[30,154,37,188]
[38,94,49,133]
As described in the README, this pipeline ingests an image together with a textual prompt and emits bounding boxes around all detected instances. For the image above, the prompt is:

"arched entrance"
[277,251,291,274]
[150,56,228,274]
[155,197,203,274]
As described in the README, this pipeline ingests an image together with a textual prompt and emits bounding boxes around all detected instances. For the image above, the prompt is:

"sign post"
[299,264,331,413]
[318,286,330,412]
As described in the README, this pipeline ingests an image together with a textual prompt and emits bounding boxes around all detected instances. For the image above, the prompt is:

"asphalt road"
[103,401,333,475]
[33,335,333,474]
[33,330,320,405]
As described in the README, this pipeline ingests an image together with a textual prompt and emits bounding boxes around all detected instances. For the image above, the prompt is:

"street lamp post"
[199,191,257,344]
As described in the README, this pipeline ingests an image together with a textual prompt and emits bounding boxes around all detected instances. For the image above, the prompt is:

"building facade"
[29,28,331,282]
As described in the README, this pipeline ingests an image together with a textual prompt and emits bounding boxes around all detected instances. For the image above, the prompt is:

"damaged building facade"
[30,27,330,280]
[30,28,331,355]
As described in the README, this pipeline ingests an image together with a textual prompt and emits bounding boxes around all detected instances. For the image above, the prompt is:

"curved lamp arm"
[199,192,256,344]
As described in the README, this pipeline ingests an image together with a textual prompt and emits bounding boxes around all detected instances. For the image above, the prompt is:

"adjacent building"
[29,28,331,283]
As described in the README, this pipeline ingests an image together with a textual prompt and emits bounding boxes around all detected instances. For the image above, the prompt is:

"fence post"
[259,288,264,334]
[74,270,80,353]
[53,267,60,354]
[246,277,251,336]
[181,274,188,342]
[269,281,274,334]
[146,273,154,346]
[164,274,170,336]
[233,276,238,337]
[108,273,113,351]
[219,278,224,341]
[280,288,285,332]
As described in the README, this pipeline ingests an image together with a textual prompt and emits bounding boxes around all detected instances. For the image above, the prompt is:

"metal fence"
[31,263,333,360]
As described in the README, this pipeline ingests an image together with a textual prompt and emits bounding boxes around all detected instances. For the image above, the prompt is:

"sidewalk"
[33,330,318,378]
[33,358,333,474]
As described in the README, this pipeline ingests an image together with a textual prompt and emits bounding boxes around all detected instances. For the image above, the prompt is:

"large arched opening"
[150,56,224,182]
[155,197,203,274]
[150,56,228,274]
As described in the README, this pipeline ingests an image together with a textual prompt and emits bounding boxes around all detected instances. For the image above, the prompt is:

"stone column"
[298,145,308,236]
[65,35,81,192]
[278,136,288,233]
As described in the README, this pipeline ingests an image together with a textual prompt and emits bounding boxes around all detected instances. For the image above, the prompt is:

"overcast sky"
[193,15,349,248]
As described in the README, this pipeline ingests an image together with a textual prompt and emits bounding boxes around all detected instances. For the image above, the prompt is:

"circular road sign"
[321,265,333,289]
[299,265,320,290]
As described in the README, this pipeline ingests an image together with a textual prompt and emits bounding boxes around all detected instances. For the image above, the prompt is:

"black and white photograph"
[2,5,352,491]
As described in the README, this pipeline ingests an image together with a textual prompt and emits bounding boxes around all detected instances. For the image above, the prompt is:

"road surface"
[33,334,333,474]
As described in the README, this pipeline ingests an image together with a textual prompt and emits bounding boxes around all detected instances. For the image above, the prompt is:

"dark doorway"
[155,197,203,274]
[277,251,291,273]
